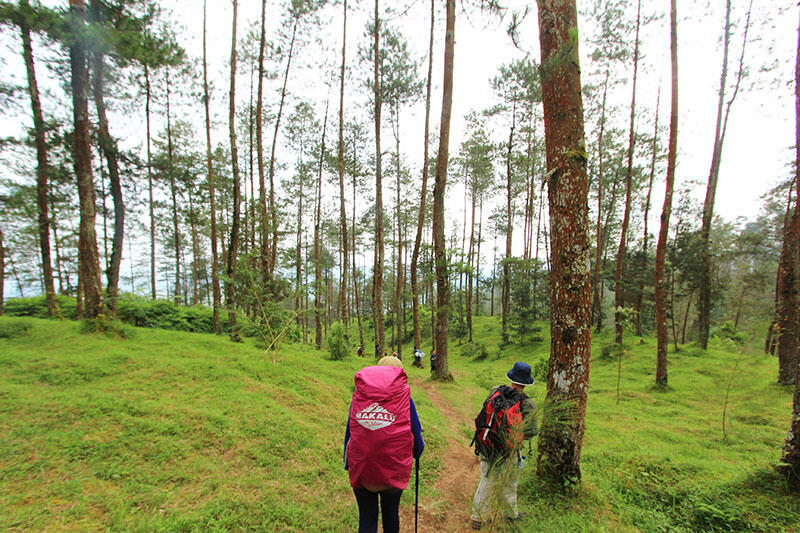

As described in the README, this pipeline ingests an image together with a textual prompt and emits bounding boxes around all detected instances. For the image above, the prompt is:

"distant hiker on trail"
[413,347,425,368]
[357,345,364,357]
[429,350,438,373]
[344,356,425,533]
[469,361,537,530]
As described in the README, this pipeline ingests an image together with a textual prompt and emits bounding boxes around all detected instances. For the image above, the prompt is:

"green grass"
[0,314,798,532]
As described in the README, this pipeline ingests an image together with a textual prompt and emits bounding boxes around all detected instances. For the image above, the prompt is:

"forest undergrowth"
[0,315,797,532]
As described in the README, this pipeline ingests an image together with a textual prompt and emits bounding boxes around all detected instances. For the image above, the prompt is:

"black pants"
[353,487,403,533]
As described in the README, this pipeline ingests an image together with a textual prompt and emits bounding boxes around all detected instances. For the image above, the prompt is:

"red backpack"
[346,366,413,490]
[471,385,525,463]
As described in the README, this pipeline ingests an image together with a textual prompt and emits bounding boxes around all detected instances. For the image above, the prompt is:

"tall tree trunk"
[51,195,65,294]
[256,0,269,287]
[144,63,157,300]
[411,0,435,354]
[295,177,304,325]
[353,148,364,348]
[432,0,455,380]
[591,69,609,330]
[372,0,386,356]
[338,0,349,326]
[778,6,800,488]
[699,0,752,348]
[392,107,403,358]
[656,1,678,388]
[69,0,103,319]
[614,0,641,346]
[268,18,299,278]
[21,11,60,317]
[165,68,181,305]
[315,102,330,350]
[637,87,660,336]
[188,192,200,305]
[226,0,242,338]
[777,185,799,384]
[0,227,4,315]
[466,187,476,342]
[203,0,221,333]
[535,0,591,485]
[502,103,516,342]
[89,1,122,314]
[475,197,484,316]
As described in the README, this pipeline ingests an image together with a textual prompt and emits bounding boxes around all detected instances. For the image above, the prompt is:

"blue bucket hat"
[506,361,534,386]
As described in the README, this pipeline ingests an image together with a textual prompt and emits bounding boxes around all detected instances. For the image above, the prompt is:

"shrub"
[327,323,350,361]
[461,342,489,360]
[712,321,747,344]
[0,318,33,339]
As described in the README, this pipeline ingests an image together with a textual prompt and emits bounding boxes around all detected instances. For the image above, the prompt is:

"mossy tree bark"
[535,0,591,484]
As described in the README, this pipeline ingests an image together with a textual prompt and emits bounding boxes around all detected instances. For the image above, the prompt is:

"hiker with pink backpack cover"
[344,356,425,533]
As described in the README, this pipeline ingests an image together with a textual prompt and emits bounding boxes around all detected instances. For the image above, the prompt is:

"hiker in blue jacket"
[344,356,425,533]
[470,361,537,530]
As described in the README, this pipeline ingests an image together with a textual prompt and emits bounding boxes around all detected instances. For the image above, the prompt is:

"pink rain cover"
[347,365,413,490]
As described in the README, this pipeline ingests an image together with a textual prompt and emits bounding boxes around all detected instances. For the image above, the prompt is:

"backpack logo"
[355,402,396,430]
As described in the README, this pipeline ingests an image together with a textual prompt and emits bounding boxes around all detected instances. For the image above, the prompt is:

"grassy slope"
[0,316,798,532]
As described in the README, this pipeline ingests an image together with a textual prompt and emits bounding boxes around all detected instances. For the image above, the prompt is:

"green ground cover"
[0,315,797,532]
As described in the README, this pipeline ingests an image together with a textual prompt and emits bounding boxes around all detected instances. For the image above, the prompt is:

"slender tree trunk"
[256,0,270,290]
[21,13,60,317]
[432,0,455,380]
[637,87,660,336]
[778,7,800,488]
[392,107,403,357]
[226,0,242,337]
[315,101,330,350]
[203,0,221,333]
[295,177,303,324]
[502,104,516,342]
[682,289,693,345]
[535,0,592,485]
[476,197,484,316]
[411,0,435,354]
[268,18,298,278]
[165,68,181,305]
[144,63,157,299]
[373,0,386,355]
[592,69,609,330]
[51,195,64,294]
[655,2,678,388]
[699,0,752,348]
[0,227,4,314]
[337,0,349,326]
[466,187,476,342]
[188,191,199,305]
[69,0,103,319]
[353,152,364,348]
[615,0,641,346]
[89,1,122,314]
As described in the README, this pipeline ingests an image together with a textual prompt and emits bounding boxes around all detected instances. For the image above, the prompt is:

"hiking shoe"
[506,511,527,522]
[471,519,482,530]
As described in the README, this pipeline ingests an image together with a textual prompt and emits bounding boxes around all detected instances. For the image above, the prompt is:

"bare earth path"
[399,376,480,533]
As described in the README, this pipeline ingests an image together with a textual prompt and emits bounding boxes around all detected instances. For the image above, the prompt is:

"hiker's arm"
[410,397,425,458]
[344,403,352,470]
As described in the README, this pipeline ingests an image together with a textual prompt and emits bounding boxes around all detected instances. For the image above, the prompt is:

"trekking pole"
[415,456,420,533]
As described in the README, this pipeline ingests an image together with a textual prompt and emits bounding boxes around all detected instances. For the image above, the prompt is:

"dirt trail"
[399,376,480,533]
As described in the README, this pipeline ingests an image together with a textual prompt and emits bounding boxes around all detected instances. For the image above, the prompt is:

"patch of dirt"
[400,377,480,533]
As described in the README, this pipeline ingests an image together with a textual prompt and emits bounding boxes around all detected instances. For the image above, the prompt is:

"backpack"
[346,365,413,490]
[471,385,526,463]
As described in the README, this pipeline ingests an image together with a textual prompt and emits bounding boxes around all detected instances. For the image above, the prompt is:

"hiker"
[469,361,537,530]
[429,350,437,373]
[413,347,425,368]
[357,345,364,357]
[344,356,425,533]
